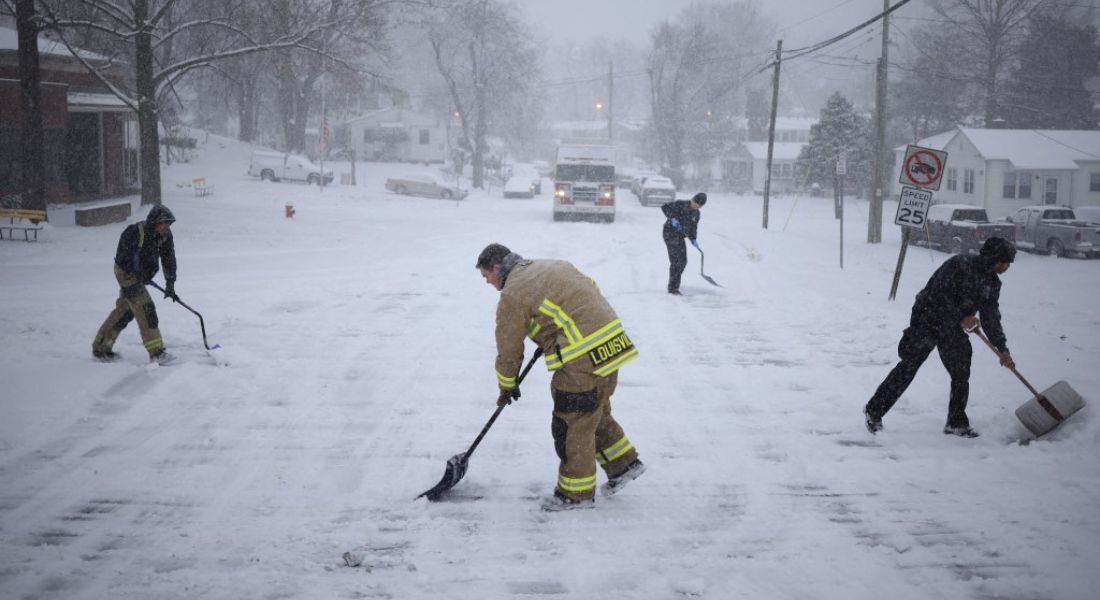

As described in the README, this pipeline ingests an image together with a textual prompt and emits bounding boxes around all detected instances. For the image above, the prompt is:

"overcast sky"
[518,0,898,49]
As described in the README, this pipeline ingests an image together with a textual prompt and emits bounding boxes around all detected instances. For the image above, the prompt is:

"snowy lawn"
[1,134,1098,599]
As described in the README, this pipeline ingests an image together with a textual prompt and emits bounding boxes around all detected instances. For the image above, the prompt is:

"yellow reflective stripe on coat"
[557,473,596,493]
[137,222,145,248]
[597,436,634,465]
[497,371,517,389]
[535,299,637,375]
[527,318,541,339]
[561,319,627,364]
[538,299,583,344]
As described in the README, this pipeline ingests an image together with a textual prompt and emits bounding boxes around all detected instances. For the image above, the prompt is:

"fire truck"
[552,140,617,223]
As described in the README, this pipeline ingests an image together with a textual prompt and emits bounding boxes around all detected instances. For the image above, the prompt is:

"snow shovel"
[971,327,1085,437]
[695,245,721,287]
[417,347,543,501]
[148,280,220,351]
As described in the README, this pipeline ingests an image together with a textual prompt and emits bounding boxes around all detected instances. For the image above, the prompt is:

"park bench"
[0,208,47,242]
[193,177,213,197]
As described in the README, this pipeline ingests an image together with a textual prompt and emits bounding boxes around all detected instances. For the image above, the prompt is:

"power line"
[761,0,914,71]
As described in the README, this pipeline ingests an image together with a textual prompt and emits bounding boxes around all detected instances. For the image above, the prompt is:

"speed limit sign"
[895,186,932,228]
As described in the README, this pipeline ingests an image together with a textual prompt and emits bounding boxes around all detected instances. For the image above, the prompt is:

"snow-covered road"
[2,135,1098,599]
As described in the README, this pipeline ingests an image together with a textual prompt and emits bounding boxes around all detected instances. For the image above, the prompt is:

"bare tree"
[646,1,774,186]
[930,0,1053,125]
[425,0,540,188]
[5,0,47,213]
[39,0,342,205]
[262,0,389,154]
[890,24,972,140]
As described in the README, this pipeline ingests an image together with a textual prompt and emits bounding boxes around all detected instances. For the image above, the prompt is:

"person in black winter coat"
[661,192,706,295]
[864,236,1017,438]
[92,205,180,364]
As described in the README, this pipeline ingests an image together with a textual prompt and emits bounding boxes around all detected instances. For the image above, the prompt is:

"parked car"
[503,173,536,198]
[1007,205,1100,258]
[248,150,334,185]
[638,176,677,207]
[908,204,1016,255]
[508,163,541,195]
[384,173,468,200]
[629,170,660,197]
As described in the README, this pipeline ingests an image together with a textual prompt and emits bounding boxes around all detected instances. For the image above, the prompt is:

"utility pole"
[608,60,614,141]
[763,39,782,230]
[868,0,889,243]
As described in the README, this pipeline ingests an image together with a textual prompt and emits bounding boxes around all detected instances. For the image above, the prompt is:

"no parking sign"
[899,145,948,191]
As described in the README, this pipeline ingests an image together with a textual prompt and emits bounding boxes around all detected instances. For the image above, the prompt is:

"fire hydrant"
[285,203,295,219]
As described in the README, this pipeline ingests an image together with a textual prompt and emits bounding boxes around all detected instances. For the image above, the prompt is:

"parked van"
[248,150,334,185]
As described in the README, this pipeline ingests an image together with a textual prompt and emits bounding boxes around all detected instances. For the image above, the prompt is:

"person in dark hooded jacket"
[92,205,180,364]
[661,192,706,295]
[863,236,1017,438]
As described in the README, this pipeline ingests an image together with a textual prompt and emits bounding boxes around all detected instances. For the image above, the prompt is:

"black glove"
[163,281,178,302]
[497,387,520,407]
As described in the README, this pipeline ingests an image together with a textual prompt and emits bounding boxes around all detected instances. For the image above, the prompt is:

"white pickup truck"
[248,150,334,185]
[1008,206,1100,258]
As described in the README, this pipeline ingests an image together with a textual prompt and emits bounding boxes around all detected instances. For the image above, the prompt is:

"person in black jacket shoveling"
[864,236,1017,438]
[661,192,706,295]
[92,205,180,365]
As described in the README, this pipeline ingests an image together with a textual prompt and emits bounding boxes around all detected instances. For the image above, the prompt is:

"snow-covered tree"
[40,0,348,205]
[798,92,872,196]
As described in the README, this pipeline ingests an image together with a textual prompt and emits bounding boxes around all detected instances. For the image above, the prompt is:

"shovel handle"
[148,280,216,351]
[970,327,1043,399]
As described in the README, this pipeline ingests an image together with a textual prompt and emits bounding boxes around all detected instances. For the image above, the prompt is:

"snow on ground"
[2,133,1099,600]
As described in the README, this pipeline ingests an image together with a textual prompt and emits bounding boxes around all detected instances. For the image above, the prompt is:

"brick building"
[0,26,138,205]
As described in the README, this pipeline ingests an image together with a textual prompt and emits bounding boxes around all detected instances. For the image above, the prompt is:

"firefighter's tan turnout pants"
[550,368,639,502]
[93,265,165,358]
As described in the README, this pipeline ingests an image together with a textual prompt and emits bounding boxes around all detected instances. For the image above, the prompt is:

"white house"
[710,116,813,193]
[337,107,448,164]
[893,127,1100,219]
[741,142,806,194]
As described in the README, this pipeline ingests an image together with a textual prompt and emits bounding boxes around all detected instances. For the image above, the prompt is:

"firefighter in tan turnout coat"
[476,243,646,511]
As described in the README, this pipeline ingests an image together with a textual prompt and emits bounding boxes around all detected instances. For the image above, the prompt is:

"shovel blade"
[417,452,470,501]
[1014,380,1086,437]
[701,273,721,287]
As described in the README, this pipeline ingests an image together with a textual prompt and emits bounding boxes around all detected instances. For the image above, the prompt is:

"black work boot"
[864,408,883,434]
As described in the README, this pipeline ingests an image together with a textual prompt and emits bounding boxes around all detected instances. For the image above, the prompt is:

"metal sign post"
[889,186,935,300]
[837,154,846,269]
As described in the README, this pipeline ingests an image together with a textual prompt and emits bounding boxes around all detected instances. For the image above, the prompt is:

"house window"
[946,167,957,191]
[963,168,975,194]
[1002,172,1032,199]
[1091,172,1100,192]
[770,163,792,178]
[419,129,430,145]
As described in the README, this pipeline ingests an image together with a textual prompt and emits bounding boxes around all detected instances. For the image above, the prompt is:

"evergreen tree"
[1002,14,1100,129]
[798,93,872,195]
